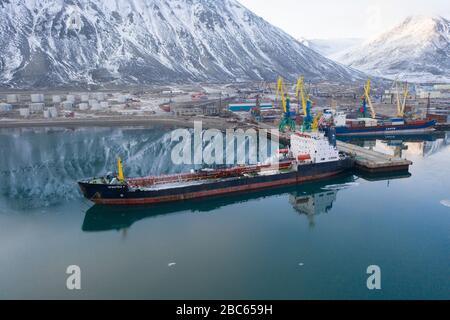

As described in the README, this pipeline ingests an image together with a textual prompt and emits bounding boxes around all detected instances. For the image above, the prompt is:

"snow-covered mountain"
[0,0,363,88]
[334,15,450,83]
[300,38,363,58]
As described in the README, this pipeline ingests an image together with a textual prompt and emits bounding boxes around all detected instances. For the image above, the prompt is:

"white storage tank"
[31,94,45,103]
[117,95,129,103]
[19,108,30,117]
[79,103,89,111]
[91,105,101,111]
[29,103,45,113]
[49,107,58,118]
[62,101,74,109]
[96,92,106,101]
[52,95,62,103]
[7,94,18,103]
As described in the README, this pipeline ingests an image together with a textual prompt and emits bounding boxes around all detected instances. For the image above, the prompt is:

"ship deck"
[135,176,240,191]
[130,167,294,191]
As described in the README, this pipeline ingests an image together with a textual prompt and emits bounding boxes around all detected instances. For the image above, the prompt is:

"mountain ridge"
[333,15,450,83]
[0,0,364,88]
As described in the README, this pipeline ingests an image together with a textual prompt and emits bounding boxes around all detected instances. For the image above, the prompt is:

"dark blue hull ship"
[79,158,354,206]
[335,119,436,136]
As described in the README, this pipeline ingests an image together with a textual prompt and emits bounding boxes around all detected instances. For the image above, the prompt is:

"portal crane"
[395,80,409,118]
[295,76,313,131]
[362,79,376,119]
[312,112,323,131]
[276,77,296,132]
[251,94,261,121]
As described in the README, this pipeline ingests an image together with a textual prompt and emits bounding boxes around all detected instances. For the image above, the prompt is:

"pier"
[257,124,413,173]
[335,140,412,173]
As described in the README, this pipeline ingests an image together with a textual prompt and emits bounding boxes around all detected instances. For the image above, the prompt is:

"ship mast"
[117,158,125,182]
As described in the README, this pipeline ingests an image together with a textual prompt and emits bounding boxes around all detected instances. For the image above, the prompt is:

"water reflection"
[340,131,450,158]
[289,190,337,227]
[82,171,412,233]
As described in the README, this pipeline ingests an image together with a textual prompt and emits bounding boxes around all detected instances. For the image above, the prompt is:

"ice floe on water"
[440,200,450,208]
[322,182,359,191]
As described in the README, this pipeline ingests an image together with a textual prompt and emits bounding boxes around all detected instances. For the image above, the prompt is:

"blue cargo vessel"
[335,119,436,136]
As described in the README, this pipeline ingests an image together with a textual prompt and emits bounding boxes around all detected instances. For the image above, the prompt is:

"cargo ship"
[82,174,357,232]
[331,112,436,136]
[78,131,354,206]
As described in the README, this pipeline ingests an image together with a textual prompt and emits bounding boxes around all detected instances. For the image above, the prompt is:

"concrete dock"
[336,140,412,173]
[257,124,412,173]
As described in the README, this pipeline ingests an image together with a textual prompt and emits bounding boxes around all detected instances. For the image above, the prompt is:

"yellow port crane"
[395,80,409,118]
[364,79,376,119]
[276,76,296,132]
[276,77,287,113]
[312,112,323,131]
[295,76,307,117]
[295,76,314,130]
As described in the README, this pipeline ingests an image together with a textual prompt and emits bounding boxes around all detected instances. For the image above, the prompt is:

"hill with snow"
[333,15,450,83]
[0,0,363,88]
[300,38,363,58]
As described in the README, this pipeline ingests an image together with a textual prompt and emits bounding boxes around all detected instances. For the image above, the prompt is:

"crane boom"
[312,112,323,131]
[295,76,307,117]
[394,80,409,118]
[364,79,376,119]
[395,81,401,116]
[277,76,296,132]
[276,77,287,113]
[400,82,409,117]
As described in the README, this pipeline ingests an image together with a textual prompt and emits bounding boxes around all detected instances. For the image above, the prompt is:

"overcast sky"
[239,0,450,39]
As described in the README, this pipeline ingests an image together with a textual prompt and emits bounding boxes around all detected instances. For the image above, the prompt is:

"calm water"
[0,127,449,299]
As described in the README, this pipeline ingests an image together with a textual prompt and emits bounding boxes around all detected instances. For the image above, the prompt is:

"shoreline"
[0,116,246,130]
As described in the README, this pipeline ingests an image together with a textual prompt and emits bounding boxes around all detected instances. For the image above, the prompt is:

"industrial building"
[0,103,13,112]
[228,102,273,112]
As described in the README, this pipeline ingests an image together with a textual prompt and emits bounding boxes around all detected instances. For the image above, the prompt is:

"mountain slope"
[300,38,363,58]
[334,15,450,83]
[0,0,363,88]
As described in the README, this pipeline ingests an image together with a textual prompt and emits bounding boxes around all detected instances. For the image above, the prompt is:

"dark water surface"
[0,127,449,299]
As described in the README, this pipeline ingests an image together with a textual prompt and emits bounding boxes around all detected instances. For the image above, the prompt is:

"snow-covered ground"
[0,0,363,88]
[300,38,363,58]
[331,15,450,83]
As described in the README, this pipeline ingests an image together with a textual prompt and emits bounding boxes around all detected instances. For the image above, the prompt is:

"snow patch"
[440,200,450,208]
